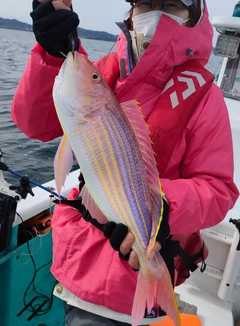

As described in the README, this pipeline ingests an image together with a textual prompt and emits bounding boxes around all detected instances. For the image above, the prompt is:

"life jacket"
[61,55,214,287]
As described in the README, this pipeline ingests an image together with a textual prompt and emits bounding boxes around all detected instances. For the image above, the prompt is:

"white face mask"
[132,10,188,38]
[131,11,189,61]
[163,12,191,25]
[132,10,163,39]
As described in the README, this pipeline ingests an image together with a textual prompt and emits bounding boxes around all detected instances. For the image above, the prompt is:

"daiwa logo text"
[162,71,206,109]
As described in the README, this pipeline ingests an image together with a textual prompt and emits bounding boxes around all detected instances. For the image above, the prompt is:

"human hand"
[107,198,170,270]
[34,0,72,11]
[119,232,162,270]
[30,0,79,57]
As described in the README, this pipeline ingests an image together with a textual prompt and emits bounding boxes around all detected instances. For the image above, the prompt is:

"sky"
[0,0,239,45]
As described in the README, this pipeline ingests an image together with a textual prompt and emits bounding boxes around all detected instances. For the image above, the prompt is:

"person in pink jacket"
[11,0,239,325]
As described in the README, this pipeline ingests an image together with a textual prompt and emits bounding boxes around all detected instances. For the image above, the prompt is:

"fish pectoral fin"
[54,134,73,196]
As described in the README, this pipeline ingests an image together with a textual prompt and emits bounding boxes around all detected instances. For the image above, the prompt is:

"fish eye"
[92,72,101,83]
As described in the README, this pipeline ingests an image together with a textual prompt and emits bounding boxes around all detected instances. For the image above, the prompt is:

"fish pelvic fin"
[54,133,73,196]
[132,252,181,326]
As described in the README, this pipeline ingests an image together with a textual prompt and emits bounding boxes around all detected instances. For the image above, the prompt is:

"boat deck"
[176,282,233,326]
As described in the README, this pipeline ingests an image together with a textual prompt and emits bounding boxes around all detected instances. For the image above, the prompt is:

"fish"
[52,51,181,326]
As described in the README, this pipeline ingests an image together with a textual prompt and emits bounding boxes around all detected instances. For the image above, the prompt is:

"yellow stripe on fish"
[107,116,150,238]
[84,120,150,272]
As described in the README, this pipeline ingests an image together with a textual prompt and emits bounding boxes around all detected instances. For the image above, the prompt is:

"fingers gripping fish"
[52,51,181,326]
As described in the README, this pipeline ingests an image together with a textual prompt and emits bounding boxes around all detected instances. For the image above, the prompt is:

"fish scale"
[53,51,181,326]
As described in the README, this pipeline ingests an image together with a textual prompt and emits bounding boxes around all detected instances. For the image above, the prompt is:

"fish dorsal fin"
[54,134,73,196]
[120,100,163,245]
[81,186,108,224]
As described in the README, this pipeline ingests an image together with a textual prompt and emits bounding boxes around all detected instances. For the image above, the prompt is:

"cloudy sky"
[0,0,239,45]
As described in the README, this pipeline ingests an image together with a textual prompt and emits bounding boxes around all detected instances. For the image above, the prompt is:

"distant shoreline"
[0,17,118,42]
[0,26,31,32]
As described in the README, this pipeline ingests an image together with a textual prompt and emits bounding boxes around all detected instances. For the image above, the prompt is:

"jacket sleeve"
[161,84,239,235]
[11,42,87,142]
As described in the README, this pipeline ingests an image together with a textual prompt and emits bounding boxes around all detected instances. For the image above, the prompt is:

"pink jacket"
[11,1,239,317]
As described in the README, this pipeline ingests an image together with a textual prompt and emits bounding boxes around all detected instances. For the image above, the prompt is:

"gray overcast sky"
[0,0,239,45]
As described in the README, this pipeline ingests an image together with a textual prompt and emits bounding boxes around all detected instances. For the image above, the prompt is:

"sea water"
[0,27,223,188]
[0,28,117,186]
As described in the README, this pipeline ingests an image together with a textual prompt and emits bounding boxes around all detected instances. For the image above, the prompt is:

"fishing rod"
[0,161,66,200]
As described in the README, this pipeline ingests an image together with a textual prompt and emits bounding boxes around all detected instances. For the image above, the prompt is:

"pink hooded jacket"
[11,0,239,319]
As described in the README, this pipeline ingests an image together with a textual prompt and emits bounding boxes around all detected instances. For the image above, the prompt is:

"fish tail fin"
[132,253,181,326]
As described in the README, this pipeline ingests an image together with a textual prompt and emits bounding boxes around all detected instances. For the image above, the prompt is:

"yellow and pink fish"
[53,51,181,326]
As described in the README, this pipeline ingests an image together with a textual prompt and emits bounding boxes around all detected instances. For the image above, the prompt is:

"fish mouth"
[71,51,76,64]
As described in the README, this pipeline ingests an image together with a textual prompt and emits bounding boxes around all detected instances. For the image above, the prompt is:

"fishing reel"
[0,149,34,252]
[0,149,34,201]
